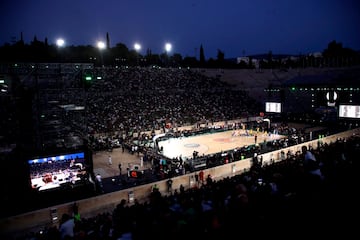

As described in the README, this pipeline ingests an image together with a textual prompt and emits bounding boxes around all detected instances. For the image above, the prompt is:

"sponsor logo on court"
[214,138,234,143]
[184,143,201,148]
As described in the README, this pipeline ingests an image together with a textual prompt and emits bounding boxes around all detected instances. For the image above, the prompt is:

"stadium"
[1,58,360,238]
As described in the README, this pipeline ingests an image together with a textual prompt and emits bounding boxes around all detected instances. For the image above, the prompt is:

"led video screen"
[339,105,360,118]
[265,102,282,113]
[28,152,89,192]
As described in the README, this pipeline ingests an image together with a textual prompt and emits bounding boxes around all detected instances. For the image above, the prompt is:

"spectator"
[167,178,173,193]
[59,213,74,240]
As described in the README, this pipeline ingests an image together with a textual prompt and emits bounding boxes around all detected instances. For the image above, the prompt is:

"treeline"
[0,38,359,69]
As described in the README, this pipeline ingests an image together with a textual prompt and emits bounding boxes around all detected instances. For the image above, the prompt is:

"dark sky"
[1,0,359,59]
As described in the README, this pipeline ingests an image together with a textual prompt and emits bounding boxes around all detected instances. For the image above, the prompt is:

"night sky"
[1,0,359,59]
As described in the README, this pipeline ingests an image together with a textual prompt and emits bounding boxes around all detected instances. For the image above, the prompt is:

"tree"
[111,43,129,65]
[323,40,343,57]
[106,32,110,49]
[200,44,205,66]
[216,49,225,67]
[217,49,224,61]
[172,53,183,67]
[323,40,359,67]
[183,56,198,67]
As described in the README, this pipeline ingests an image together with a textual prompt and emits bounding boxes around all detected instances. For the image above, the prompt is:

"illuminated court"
[92,129,287,178]
[157,129,286,160]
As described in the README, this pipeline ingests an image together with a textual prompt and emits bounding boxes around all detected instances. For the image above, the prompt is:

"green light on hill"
[85,76,92,81]
[291,87,296,91]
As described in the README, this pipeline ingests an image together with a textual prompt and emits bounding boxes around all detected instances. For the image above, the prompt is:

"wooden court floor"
[93,129,285,178]
[158,129,285,160]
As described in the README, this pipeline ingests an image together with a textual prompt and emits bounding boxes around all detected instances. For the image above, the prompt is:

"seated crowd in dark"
[14,134,358,239]
[1,66,357,239]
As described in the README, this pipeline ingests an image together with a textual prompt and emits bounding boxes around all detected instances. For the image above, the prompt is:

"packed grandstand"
[0,64,359,239]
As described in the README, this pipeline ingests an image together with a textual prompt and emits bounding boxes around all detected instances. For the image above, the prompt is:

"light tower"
[165,42,172,54]
[56,38,65,62]
[164,42,172,67]
[134,43,142,66]
[56,38,65,48]
[97,41,105,67]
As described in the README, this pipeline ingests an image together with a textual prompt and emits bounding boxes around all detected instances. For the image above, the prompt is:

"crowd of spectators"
[30,66,350,191]
[13,131,358,239]
[2,66,357,239]
[67,66,337,179]
[80,67,262,150]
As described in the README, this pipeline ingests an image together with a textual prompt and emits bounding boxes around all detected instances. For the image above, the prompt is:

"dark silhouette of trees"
[183,56,198,67]
[322,40,359,67]
[0,38,359,68]
[172,53,183,67]
[216,49,225,67]
[106,32,110,49]
[199,44,205,67]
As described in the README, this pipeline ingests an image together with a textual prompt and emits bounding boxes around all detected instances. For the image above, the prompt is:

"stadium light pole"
[134,43,141,66]
[165,42,172,54]
[56,38,66,88]
[97,41,106,67]
[164,42,172,67]
[56,38,65,48]
[56,38,65,63]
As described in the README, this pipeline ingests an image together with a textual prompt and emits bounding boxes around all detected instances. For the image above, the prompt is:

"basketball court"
[157,129,284,160]
[92,129,286,179]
